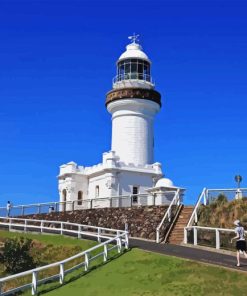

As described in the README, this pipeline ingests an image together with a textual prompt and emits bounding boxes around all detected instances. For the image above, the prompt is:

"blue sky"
[0,0,247,206]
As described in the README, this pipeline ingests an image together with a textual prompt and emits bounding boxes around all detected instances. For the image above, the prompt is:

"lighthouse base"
[58,150,168,210]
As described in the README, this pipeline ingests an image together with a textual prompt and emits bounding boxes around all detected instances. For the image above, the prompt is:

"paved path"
[130,239,247,272]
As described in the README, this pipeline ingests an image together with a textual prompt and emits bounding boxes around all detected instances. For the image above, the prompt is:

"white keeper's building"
[58,36,184,209]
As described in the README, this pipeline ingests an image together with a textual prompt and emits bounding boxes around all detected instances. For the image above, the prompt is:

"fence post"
[103,244,108,262]
[24,219,27,232]
[156,229,159,243]
[72,201,75,212]
[184,228,188,244]
[193,227,198,245]
[216,229,220,249]
[31,271,38,295]
[59,263,65,284]
[97,228,101,243]
[124,231,129,249]
[9,219,12,231]
[117,231,122,253]
[78,225,82,239]
[61,223,63,235]
[85,253,89,271]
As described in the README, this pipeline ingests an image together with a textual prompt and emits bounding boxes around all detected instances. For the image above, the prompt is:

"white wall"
[118,171,154,196]
[107,99,160,166]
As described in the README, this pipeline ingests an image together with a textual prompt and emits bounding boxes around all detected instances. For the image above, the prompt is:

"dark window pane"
[125,64,130,73]
[138,64,143,74]
[131,63,137,72]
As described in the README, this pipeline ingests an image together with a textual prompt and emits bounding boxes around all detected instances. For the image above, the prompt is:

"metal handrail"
[112,73,155,85]
[156,189,181,243]
[0,217,129,295]
[0,193,158,217]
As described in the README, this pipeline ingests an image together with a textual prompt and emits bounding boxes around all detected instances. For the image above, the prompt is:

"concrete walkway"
[130,238,247,272]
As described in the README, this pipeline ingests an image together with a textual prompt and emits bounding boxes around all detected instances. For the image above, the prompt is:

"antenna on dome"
[128,33,140,44]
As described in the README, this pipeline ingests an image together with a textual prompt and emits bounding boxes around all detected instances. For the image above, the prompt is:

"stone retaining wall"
[24,206,168,240]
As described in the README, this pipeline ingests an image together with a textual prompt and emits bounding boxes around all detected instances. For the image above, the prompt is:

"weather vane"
[128,33,140,44]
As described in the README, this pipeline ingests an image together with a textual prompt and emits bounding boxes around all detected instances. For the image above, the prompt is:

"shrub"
[0,237,36,274]
[216,194,228,205]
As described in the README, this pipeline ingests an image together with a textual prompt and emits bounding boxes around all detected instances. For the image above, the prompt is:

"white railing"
[186,187,247,228]
[156,189,181,243]
[186,187,207,227]
[184,225,247,250]
[112,73,155,85]
[0,193,168,217]
[0,217,129,295]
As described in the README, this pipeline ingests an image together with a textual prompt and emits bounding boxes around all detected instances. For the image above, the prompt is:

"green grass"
[0,230,97,248]
[42,248,247,296]
[1,231,247,296]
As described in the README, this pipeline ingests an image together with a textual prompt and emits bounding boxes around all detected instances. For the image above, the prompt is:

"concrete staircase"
[167,206,194,245]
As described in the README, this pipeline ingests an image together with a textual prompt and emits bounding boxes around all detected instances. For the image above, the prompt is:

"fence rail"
[184,225,247,250]
[0,217,129,296]
[0,193,171,217]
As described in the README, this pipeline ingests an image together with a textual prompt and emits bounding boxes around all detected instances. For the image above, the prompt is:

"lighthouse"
[106,34,161,166]
[58,36,181,209]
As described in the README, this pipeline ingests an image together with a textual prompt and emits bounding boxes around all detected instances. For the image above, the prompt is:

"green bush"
[0,237,36,274]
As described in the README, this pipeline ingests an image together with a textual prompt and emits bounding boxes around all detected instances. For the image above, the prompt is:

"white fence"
[0,193,170,217]
[184,225,247,250]
[156,189,181,243]
[0,217,129,295]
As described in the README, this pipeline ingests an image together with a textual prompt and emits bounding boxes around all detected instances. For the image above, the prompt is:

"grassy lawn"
[1,231,247,296]
[43,248,247,296]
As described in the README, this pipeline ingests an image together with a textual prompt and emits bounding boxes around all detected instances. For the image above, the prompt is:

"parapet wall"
[24,206,168,240]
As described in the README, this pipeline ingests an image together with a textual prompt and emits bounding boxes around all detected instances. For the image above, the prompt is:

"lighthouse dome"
[155,178,175,188]
[118,43,150,63]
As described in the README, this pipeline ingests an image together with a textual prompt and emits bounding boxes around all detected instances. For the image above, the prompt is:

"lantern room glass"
[117,59,151,82]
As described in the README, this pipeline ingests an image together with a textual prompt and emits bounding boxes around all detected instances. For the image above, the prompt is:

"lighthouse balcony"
[113,73,154,89]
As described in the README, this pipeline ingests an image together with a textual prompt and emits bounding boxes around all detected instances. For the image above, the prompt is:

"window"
[95,186,99,198]
[78,191,83,206]
[132,186,139,203]
[117,59,151,82]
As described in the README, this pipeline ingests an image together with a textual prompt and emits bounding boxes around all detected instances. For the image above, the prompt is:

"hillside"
[198,197,247,228]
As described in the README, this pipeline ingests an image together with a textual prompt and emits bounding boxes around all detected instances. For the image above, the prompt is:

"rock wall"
[24,206,168,240]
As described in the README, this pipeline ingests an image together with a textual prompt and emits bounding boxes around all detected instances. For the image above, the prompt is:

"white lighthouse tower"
[58,36,181,209]
[106,34,161,166]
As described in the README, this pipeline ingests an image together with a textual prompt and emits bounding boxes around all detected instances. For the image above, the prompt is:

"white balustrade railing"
[184,225,247,250]
[156,189,181,243]
[0,193,161,217]
[0,217,129,295]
